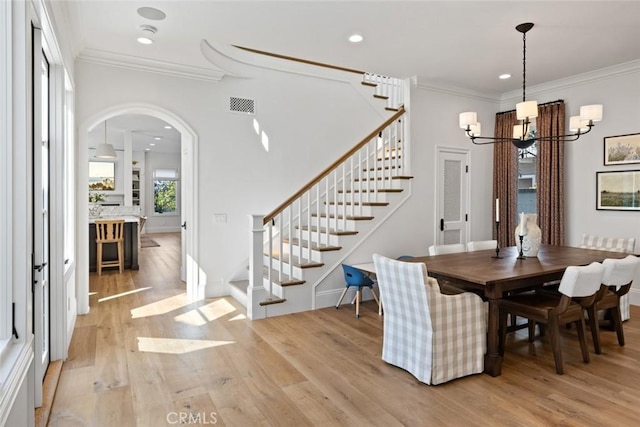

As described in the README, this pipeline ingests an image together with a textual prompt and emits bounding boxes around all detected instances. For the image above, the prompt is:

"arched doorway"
[77,104,202,314]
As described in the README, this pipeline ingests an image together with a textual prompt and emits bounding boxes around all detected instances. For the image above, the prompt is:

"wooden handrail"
[264,106,406,225]
[233,45,366,75]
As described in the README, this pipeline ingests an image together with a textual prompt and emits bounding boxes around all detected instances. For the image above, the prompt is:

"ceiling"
[73,1,640,152]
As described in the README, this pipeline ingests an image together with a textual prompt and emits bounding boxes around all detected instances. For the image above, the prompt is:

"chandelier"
[458,22,603,150]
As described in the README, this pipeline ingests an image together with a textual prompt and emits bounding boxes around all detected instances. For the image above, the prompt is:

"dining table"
[408,244,631,377]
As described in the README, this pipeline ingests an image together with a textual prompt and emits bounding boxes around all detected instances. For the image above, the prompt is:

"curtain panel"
[492,111,519,248]
[536,101,565,245]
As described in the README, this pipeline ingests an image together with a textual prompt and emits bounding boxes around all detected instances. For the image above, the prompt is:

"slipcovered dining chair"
[372,254,486,384]
[499,262,605,375]
[578,234,635,321]
[585,255,640,354]
[467,240,497,252]
[336,264,380,318]
[428,243,466,256]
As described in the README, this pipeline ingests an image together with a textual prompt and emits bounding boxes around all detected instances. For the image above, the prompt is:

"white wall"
[75,60,386,297]
[340,81,498,270]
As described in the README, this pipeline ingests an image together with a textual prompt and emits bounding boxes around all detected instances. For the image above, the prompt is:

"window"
[517,142,537,215]
[153,168,179,214]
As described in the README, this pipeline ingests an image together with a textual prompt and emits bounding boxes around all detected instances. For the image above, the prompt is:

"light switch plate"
[213,213,227,224]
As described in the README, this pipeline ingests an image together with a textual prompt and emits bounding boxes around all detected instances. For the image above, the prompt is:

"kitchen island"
[89,216,139,272]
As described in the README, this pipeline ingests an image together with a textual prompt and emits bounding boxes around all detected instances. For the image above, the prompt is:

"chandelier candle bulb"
[459,112,478,128]
[468,123,481,137]
[569,116,589,133]
[495,198,500,222]
[580,104,603,122]
[516,100,538,120]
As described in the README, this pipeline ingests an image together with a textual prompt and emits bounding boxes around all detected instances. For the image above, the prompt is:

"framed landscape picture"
[596,170,640,210]
[89,161,115,191]
[604,133,640,165]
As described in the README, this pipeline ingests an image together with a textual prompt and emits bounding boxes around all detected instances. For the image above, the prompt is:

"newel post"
[248,214,266,319]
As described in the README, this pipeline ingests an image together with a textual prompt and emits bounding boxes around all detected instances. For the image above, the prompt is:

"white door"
[436,148,469,245]
[32,26,50,407]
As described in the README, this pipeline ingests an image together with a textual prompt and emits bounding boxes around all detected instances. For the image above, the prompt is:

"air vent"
[229,97,255,115]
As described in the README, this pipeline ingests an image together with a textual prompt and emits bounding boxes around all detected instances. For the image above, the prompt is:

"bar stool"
[95,219,125,275]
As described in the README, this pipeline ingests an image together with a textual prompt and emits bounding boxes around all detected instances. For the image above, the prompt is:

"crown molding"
[500,59,640,103]
[76,48,226,83]
[414,76,501,104]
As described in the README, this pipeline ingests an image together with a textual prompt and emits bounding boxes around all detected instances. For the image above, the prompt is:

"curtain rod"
[496,99,564,115]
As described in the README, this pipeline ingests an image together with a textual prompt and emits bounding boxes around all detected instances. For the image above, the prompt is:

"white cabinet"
[132,168,141,206]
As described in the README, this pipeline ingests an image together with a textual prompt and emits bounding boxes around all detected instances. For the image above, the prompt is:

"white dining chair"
[467,240,497,252]
[428,243,466,256]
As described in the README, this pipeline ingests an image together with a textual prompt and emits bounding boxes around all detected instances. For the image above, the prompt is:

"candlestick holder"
[492,221,502,258]
[517,234,526,259]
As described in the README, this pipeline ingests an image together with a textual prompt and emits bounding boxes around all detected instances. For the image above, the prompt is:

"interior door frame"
[77,104,201,315]
[435,146,470,245]
[31,24,50,408]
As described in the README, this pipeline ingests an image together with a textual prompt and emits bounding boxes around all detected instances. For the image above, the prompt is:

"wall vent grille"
[229,97,255,114]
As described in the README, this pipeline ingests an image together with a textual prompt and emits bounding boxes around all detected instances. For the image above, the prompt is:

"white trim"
[501,59,640,104]
[0,337,34,427]
[77,103,200,314]
[0,0,12,351]
[77,48,225,83]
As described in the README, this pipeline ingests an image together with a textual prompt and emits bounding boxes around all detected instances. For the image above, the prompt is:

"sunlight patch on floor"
[137,337,235,354]
[229,313,247,321]
[174,298,238,326]
[131,293,190,319]
[99,287,152,303]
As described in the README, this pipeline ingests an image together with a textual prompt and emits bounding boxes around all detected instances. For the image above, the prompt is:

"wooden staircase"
[231,73,410,319]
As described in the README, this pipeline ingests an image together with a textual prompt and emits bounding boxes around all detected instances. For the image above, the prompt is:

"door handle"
[181,221,187,229]
[34,262,47,272]
[440,218,445,231]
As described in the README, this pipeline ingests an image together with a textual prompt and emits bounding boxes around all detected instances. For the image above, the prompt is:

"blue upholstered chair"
[335,264,380,318]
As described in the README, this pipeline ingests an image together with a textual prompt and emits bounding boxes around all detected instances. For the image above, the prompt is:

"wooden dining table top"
[410,244,631,297]
[410,244,634,376]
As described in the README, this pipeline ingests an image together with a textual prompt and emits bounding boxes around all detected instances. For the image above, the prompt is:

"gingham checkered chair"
[579,234,636,321]
[372,254,486,385]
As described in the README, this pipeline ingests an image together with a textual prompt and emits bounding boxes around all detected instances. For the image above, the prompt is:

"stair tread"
[361,81,377,87]
[326,201,388,207]
[353,176,412,181]
[265,252,325,268]
[282,238,342,252]
[338,188,403,193]
[297,225,358,236]
[312,213,375,220]
[259,298,287,306]
[373,94,389,99]
[262,269,306,286]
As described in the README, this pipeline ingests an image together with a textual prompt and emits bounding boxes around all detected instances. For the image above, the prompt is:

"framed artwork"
[604,133,640,165]
[596,170,640,210]
[89,161,115,191]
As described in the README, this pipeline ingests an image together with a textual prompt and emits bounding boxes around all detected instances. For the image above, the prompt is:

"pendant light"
[95,120,117,159]
[459,23,603,149]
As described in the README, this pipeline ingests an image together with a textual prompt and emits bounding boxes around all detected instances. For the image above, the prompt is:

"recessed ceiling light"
[137,7,166,21]
[150,143,156,146]
[499,73,511,80]
[145,148,151,151]
[137,24,157,45]
[348,34,364,43]
[154,137,161,140]
[164,125,172,129]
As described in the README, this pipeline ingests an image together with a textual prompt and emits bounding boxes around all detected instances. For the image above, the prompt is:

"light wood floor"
[50,233,640,426]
